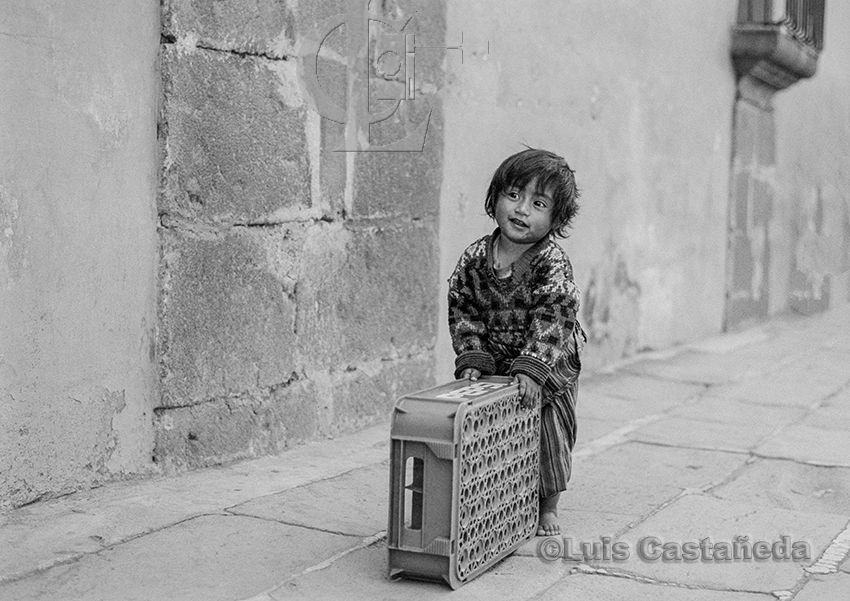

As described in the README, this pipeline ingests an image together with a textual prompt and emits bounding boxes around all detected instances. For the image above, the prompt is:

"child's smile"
[495,179,554,245]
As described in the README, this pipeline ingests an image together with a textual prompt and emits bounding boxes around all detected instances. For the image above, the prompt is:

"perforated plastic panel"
[387,377,539,589]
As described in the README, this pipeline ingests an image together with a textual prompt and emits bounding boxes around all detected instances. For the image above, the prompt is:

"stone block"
[794,574,850,601]
[349,16,444,219]
[160,45,310,224]
[291,0,346,51]
[731,173,749,231]
[804,394,850,431]
[162,0,295,57]
[712,458,850,516]
[576,392,682,423]
[328,354,434,432]
[315,55,347,114]
[350,112,442,217]
[582,371,705,404]
[750,179,773,224]
[615,494,848,592]
[0,514,359,601]
[159,228,298,406]
[755,424,850,467]
[570,442,747,518]
[733,99,760,165]
[319,118,347,212]
[627,396,807,454]
[728,232,755,294]
[713,348,850,407]
[623,349,741,386]
[628,414,780,453]
[756,108,776,165]
[153,379,317,470]
[154,355,432,470]
[575,416,629,445]
[314,57,347,212]
[230,463,389,537]
[295,222,438,367]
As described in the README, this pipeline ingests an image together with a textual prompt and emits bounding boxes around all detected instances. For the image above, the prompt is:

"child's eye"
[505,191,519,199]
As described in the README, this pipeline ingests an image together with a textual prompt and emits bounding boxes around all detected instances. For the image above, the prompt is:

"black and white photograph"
[1,0,849,599]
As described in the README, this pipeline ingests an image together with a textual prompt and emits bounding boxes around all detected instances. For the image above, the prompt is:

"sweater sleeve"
[447,248,496,378]
[509,251,580,386]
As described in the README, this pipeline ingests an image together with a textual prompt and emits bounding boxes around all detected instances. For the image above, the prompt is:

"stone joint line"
[564,564,777,597]
[805,520,850,575]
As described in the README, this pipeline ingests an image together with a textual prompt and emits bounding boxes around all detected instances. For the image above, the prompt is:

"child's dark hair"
[485,147,580,238]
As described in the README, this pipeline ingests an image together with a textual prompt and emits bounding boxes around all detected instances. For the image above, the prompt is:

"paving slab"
[230,462,389,537]
[801,388,850,431]
[711,350,850,409]
[620,327,810,387]
[580,372,706,406]
[808,308,850,351]
[822,333,850,352]
[668,395,807,428]
[755,424,850,468]
[711,458,850,516]
[628,416,770,453]
[273,541,574,601]
[613,494,849,592]
[576,416,633,446]
[622,350,751,386]
[0,423,389,584]
[577,391,689,423]
[567,443,748,519]
[792,572,850,600]
[535,571,773,601]
[0,515,361,601]
[628,397,806,453]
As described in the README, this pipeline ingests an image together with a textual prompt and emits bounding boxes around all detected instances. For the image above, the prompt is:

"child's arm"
[510,252,580,390]
[448,251,496,379]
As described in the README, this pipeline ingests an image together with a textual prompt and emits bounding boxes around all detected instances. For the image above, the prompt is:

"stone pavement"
[1,307,849,601]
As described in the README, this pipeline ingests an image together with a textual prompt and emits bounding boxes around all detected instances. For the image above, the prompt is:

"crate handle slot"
[403,454,424,531]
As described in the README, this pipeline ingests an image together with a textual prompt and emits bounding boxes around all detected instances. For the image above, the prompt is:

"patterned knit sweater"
[448,229,582,386]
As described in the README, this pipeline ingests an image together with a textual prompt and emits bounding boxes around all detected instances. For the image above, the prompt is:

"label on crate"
[435,381,510,400]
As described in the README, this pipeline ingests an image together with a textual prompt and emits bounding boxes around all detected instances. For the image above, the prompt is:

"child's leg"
[536,382,577,536]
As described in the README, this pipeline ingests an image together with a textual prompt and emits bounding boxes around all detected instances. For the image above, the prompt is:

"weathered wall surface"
[772,2,850,316]
[438,1,739,375]
[155,0,445,470]
[0,1,160,509]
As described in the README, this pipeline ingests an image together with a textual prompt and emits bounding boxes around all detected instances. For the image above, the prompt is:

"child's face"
[494,178,554,245]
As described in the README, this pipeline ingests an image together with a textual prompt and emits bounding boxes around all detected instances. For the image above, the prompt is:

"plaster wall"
[438,0,739,376]
[0,1,160,508]
[772,2,850,316]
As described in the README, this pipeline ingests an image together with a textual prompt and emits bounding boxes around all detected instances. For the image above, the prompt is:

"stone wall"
[0,0,160,509]
[155,0,445,470]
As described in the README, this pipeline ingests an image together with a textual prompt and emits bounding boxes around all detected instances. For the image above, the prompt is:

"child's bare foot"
[537,511,560,537]
[537,492,561,537]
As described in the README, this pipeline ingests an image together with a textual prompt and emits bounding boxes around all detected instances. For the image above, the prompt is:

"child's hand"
[459,368,481,381]
[513,373,541,409]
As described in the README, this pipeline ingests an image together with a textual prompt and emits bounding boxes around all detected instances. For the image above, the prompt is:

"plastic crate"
[387,376,540,588]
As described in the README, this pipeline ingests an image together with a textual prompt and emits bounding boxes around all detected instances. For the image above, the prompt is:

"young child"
[448,147,585,537]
